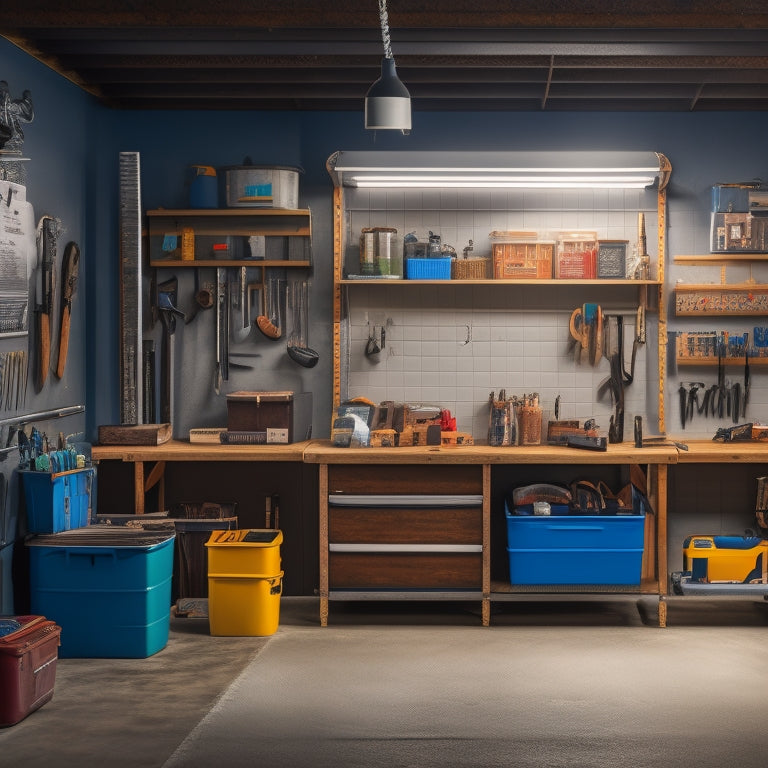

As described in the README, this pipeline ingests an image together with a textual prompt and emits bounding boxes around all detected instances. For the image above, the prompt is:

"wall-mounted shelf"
[676,356,768,366]
[151,259,311,268]
[674,254,768,265]
[340,278,661,287]
[147,208,312,267]
[674,283,768,316]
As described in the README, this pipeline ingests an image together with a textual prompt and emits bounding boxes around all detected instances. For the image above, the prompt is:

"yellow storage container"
[207,570,283,636]
[205,529,282,575]
[683,535,768,583]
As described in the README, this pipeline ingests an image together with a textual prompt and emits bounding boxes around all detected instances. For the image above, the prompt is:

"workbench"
[302,441,677,627]
[92,440,310,515]
[92,438,768,625]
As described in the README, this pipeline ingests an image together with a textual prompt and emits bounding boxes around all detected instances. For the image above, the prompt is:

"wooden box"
[226,391,312,443]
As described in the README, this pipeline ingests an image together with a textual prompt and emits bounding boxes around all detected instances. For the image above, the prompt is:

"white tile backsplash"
[342,187,658,441]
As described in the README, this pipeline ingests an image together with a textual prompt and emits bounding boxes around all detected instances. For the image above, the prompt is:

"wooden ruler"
[119,152,143,424]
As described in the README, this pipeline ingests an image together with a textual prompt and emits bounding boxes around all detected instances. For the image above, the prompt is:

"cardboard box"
[226,391,312,443]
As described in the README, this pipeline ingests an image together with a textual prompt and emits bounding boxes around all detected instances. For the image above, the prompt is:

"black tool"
[634,415,643,448]
[567,435,608,451]
[744,334,750,417]
[713,423,753,442]
[156,276,184,424]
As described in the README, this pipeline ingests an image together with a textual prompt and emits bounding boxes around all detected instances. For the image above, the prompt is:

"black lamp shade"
[365,57,411,131]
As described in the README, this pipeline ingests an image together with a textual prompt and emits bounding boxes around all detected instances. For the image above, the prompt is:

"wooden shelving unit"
[146,207,312,268]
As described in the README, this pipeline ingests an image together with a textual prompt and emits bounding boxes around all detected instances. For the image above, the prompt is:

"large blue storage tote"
[505,508,645,586]
[26,526,175,658]
[21,468,96,534]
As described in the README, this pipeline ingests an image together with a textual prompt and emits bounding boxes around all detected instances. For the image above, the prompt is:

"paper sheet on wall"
[0,180,36,337]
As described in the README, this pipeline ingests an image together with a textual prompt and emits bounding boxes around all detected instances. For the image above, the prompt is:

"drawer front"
[328,464,483,496]
[329,506,482,544]
[329,552,482,589]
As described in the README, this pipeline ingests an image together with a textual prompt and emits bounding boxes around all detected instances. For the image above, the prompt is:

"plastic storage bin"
[205,529,283,636]
[505,509,645,585]
[490,231,554,279]
[0,615,61,726]
[682,535,768,583]
[405,257,452,280]
[21,467,96,534]
[27,527,175,658]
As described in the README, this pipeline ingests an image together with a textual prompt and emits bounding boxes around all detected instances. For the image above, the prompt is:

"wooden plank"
[328,506,483,544]
[98,423,172,445]
[319,463,329,627]
[329,552,482,589]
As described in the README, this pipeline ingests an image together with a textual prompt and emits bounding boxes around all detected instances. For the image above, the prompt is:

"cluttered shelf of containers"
[341,223,657,284]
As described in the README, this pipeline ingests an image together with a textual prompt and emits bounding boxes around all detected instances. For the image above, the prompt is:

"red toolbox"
[0,615,61,726]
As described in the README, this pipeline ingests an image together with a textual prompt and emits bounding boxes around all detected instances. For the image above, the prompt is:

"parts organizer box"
[505,505,645,585]
[0,615,61,726]
[682,535,768,583]
[225,391,312,444]
[20,467,96,534]
[26,527,175,658]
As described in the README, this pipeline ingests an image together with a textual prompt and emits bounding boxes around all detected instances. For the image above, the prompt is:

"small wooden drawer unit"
[326,464,484,591]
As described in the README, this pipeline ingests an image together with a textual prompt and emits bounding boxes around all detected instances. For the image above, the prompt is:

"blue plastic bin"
[505,509,645,586]
[406,257,452,280]
[21,468,96,534]
[27,527,175,658]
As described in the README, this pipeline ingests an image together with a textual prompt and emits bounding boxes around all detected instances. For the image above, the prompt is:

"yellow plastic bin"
[205,530,283,636]
[205,529,282,574]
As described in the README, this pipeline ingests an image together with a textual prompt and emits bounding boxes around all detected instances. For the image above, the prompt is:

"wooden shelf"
[677,356,768,366]
[674,254,768,265]
[150,259,311,268]
[674,282,768,315]
[146,208,311,237]
[340,278,661,286]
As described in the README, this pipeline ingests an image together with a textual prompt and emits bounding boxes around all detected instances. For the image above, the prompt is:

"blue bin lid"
[0,619,22,638]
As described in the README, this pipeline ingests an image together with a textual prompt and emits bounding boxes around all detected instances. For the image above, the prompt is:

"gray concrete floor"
[2,596,768,767]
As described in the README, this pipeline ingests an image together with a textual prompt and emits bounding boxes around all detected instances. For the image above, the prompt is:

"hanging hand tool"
[743,333,750,417]
[156,276,184,424]
[214,267,229,394]
[55,241,80,379]
[35,215,57,391]
[185,268,214,325]
[600,314,625,443]
[230,266,252,343]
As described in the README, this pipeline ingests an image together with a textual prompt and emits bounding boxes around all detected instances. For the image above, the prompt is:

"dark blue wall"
[4,34,768,610]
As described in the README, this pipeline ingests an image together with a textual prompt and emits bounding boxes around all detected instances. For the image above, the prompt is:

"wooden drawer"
[328,464,482,496]
[329,551,482,589]
[329,505,482,544]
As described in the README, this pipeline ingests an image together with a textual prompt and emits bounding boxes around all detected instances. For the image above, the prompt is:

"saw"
[55,241,80,379]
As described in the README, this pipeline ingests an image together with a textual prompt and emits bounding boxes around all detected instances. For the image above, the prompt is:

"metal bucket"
[221,165,301,208]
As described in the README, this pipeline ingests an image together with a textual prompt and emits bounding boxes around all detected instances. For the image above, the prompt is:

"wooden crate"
[490,235,554,279]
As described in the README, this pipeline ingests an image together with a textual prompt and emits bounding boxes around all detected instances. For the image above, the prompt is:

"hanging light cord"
[378,0,393,59]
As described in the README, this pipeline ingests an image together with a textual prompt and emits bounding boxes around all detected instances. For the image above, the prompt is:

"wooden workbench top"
[92,438,311,462]
[301,440,678,465]
[674,439,768,463]
[92,436,768,465]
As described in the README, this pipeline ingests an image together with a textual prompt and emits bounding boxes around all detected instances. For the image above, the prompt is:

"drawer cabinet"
[319,463,490,623]
[328,495,483,589]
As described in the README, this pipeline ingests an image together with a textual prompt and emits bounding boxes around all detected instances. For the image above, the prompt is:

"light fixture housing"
[365,57,412,133]
[328,151,671,190]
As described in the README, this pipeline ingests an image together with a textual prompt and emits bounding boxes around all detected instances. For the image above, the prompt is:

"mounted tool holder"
[156,276,184,423]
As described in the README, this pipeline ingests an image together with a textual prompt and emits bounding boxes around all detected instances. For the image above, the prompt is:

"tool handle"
[38,313,50,390]
[56,308,71,379]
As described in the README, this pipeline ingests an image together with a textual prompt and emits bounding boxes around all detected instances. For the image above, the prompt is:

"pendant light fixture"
[365,0,411,134]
